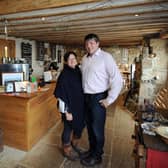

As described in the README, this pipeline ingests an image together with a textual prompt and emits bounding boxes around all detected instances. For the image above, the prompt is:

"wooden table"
[0,83,59,151]
[143,134,168,152]
[134,110,168,168]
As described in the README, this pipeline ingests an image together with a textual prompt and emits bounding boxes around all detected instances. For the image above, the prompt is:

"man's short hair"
[84,33,100,43]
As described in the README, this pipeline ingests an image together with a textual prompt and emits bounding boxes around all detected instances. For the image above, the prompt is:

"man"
[80,33,123,166]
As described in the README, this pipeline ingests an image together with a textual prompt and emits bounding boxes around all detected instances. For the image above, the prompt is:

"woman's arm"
[58,98,73,121]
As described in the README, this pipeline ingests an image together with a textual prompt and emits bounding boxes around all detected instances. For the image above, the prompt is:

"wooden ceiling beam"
[160,31,168,39]
[1,16,167,30]
[15,30,159,42]
[5,24,166,37]
[0,0,101,15]
[7,28,162,38]
[0,0,167,20]
[1,3,167,24]
[33,38,141,47]
[0,0,167,46]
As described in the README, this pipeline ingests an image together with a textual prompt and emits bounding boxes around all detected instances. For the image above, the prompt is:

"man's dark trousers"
[84,91,107,158]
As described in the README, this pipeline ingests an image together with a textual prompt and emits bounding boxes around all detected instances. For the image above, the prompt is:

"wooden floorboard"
[14,99,135,168]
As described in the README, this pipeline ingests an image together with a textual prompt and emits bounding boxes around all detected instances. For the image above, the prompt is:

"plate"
[155,126,168,144]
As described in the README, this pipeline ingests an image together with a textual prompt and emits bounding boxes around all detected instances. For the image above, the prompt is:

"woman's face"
[67,54,77,68]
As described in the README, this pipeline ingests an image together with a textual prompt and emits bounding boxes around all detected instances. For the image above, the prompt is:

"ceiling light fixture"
[4,19,8,40]
[41,17,46,21]
[134,14,139,17]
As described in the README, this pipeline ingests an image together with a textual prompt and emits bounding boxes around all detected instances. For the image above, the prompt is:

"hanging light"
[4,19,8,40]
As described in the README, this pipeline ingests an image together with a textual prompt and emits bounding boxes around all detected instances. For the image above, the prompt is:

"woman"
[54,51,85,160]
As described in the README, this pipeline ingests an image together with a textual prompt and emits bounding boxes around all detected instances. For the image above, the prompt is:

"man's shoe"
[80,156,102,167]
[71,142,84,155]
[79,150,92,159]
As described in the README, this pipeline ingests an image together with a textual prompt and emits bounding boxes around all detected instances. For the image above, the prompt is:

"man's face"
[85,39,99,55]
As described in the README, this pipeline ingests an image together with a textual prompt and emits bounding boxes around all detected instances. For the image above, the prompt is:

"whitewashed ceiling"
[0,0,168,46]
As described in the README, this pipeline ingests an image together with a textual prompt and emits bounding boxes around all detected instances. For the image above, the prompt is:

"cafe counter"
[0,83,59,151]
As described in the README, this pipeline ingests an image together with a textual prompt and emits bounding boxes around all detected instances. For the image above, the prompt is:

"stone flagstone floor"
[0,100,135,168]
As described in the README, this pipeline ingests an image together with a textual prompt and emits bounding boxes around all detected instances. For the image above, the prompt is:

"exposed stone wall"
[103,46,122,64]
[64,46,85,64]
[138,39,168,104]
[151,39,168,88]
[128,47,140,66]
[65,45,140,69]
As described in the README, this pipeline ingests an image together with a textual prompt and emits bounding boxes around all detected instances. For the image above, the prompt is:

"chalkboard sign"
[36,41,45,61]
[21,42,32,66]
[50,43,56,60]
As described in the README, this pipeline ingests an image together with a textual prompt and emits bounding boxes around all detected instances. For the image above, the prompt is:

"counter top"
[0,82,58,151]
[0,84,53,99]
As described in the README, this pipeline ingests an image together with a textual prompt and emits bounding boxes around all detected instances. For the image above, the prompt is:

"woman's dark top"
[54,64,85,133]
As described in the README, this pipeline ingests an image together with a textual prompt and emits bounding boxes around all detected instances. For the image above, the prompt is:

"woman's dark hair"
[84,33,100,43]
[49,62,58,70]
[64,51,77,62]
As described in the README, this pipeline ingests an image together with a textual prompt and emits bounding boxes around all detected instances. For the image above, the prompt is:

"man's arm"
[100,54,123,107]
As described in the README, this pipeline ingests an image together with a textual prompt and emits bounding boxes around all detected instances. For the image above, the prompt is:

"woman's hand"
[65,112,73,121]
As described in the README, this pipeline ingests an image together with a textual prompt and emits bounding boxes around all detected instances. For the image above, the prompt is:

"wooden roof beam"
[160,30,168,39]
[0,0,101,15]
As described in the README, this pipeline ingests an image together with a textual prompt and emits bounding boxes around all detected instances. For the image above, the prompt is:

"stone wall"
[138,39,168,104]
[65,45,140,70]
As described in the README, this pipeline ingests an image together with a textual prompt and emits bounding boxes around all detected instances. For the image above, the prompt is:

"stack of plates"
[155,126,168,144]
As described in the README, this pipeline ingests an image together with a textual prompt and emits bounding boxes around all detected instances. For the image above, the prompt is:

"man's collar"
[87,48,100,57]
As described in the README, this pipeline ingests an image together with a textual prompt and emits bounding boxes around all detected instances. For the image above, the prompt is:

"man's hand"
[99,99,109,108]
[65,112,73,121]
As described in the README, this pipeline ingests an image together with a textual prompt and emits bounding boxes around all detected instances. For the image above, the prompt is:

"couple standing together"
[54,33,123,167]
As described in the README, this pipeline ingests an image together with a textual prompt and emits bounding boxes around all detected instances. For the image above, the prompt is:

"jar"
[26,82,31,93]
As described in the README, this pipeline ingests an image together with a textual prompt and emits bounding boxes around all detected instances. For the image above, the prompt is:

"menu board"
[36,41,45,61]
[21,42,32,66]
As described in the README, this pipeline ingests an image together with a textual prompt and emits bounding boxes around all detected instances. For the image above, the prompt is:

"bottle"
[2,57,6,64]
[26,82,31,93]
[31,76,38,92]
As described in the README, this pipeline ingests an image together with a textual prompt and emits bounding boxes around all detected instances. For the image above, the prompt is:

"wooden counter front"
[0,83,59,151]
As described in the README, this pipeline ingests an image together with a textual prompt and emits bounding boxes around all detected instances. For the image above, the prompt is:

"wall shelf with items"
[121,71,130,90]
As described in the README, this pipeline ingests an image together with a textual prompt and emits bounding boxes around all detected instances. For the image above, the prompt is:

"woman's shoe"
[71,136,84,155]
[63,145,79,161]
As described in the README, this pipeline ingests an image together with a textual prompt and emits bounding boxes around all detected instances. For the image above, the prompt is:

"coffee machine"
[0,64,29,85]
